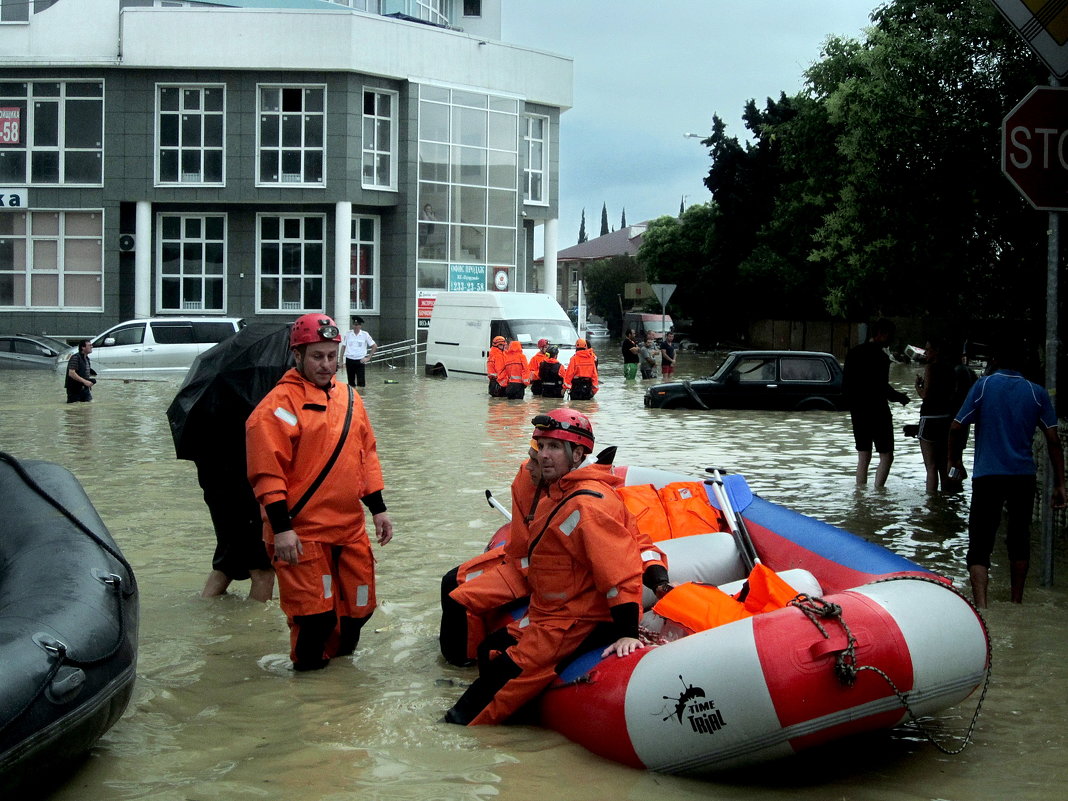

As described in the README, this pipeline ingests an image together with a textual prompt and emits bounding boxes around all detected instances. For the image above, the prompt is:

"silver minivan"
[90,317,244,374]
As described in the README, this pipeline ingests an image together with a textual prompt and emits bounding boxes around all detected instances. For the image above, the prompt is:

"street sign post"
[1002,85,1068,211]
[650,283,676,339]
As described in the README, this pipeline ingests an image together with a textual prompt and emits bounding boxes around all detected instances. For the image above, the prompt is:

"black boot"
[336,614,372,656]
[292,611,337,671]
[444,653,522,725]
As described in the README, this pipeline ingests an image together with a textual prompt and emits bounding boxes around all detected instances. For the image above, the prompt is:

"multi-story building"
[0,0,571,344]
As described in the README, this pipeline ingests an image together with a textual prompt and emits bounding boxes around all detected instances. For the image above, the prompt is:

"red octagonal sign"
[1003,86,1068,211]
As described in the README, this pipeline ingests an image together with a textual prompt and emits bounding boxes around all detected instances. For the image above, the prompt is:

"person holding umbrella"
[246,313,394,671]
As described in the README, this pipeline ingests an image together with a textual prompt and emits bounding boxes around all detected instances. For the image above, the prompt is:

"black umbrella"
[166,323,294,462]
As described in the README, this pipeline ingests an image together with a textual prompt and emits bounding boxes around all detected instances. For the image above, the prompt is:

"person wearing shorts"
[843,319,910,487]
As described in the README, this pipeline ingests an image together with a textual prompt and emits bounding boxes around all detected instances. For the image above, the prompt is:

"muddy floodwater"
[2,351,1066,801]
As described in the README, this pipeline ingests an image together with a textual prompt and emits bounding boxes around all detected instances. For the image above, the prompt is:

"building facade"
[0,0,571,343]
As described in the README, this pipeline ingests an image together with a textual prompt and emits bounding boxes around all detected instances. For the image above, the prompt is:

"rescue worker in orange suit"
[442,436,671,668]
[497,340,530,400]
[246,313,394,671]
[445,409,645,725]
[486,335,507,397]
[563,338,599,400]
[527,338,550,396]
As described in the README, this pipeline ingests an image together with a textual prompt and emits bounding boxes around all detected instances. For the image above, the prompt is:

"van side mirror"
[103,337,116,347]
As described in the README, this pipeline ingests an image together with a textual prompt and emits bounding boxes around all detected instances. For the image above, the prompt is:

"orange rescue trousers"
[271,538,377,670]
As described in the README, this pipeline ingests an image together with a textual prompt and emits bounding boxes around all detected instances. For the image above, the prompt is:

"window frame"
[0,208,105,310]
[361,88,398,191]
[255,84,326,187]
[255,212,327,314]
[155,212,228,314]
[0,80,104,186]
[349,213,380,314]
[155,83,226,186]
[523,113,549,206]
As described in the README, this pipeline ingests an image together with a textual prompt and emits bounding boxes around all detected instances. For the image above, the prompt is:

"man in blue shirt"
[949,344,1065,608]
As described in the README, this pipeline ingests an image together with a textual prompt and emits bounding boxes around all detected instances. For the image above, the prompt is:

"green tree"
[600,202,610,237]
[802,0,1048,323]
[578,208,588,244]
[583,255,646,335]
[620,208,627,229]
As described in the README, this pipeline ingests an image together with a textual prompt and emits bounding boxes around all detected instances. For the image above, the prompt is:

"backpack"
[539,361,563,398]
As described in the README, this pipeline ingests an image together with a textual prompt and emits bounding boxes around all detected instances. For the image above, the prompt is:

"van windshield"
[506,319,577,346]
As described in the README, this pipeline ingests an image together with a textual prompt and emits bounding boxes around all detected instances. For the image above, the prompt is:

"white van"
[425,292,578,379]
[90,317,244,374]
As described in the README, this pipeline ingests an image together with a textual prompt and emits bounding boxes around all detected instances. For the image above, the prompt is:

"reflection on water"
[1,355,1066,801]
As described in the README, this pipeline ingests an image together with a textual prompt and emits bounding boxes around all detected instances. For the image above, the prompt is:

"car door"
[146,321,198,371]
[778,356,835,409]
[92,323,147,372]
[722,355,780,409]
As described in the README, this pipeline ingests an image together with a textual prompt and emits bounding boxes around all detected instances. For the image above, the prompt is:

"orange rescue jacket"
[246,368,384,546]
[497,341,529,386]
[563,348,599,393]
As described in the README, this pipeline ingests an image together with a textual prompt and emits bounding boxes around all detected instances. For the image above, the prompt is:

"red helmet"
[531,409,594,450]
[575,338,588,349]
[492,335,506,346]
[537,338,549,348]
[290,313,341,348]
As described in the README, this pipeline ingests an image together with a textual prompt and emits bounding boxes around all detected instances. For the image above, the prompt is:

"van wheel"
[425,363,448,378]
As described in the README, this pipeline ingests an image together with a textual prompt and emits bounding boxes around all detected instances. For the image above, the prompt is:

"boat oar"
[706,468,759,572]
[485,489,512,522]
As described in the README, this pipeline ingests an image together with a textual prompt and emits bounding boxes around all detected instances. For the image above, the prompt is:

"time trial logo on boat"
[662,675,727,735]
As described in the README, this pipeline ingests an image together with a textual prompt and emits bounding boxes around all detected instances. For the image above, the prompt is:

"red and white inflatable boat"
[443,466,990,776]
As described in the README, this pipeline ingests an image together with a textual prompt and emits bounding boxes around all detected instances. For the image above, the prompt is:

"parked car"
[0,333,76,371]
[644,350,847,411]
[90,317,244,375]
[583,323,611,342]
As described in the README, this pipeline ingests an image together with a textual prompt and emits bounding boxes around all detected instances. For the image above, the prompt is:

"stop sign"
[1002,86,1068,211]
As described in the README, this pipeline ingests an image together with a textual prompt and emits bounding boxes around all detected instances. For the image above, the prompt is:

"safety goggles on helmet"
[531,413,594,447]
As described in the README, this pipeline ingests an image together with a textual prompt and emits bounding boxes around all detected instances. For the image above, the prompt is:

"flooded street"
[2,351,1067,801]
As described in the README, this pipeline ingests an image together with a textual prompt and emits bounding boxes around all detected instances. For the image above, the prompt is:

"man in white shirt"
[340,316,377,388]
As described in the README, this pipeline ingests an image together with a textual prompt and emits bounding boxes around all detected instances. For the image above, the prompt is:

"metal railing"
[369,338,425,375]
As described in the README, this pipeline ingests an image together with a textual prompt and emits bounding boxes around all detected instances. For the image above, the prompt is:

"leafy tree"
[620,208,627,229]
[600,202,610,237]
[583,255,646,335]
[578,208,588,244]
[802,0,1048,324]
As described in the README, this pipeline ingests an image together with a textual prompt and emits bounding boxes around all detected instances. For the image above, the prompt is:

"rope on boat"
[789,575,993,756]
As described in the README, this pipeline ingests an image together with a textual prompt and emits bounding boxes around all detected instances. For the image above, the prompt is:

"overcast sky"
[501,0,884,246]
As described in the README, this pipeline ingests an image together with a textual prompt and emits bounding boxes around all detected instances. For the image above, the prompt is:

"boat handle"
[93,568,123,588]
[32,632,68,658]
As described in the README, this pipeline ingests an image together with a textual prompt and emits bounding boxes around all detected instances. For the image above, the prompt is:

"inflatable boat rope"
[0,452,137,737]
[787,576,991,756]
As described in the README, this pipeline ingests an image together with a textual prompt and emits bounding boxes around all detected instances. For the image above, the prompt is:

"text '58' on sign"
[1002,86,1068,211]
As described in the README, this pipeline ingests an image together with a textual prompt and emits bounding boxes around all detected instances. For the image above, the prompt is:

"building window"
[0,210,103,309]
[350,215,379,312]
[257,85,325,186]
[417,85,518,303]
[362,89,397,190]
[157,214,226,312]
[256,214,325,312]
[463,1,481,17]
[0,81,103,185]
[524,114,548,205]
[157,85,224,185]
[1,0,29,22]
